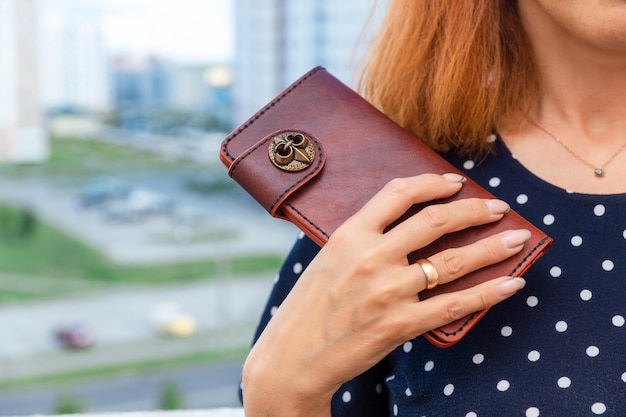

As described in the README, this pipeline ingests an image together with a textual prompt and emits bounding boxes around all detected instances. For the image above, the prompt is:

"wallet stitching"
[221,67,323,162]
[432,236,551,338]
[285,203,330,240]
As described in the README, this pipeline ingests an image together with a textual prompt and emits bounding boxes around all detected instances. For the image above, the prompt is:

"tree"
[159,380,185,410]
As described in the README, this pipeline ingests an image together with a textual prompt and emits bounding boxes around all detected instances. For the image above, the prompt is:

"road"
[0,171,299,416]
[0,358,245,416]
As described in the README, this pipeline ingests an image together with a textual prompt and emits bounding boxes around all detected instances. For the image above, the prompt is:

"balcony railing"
[16,409,244,417]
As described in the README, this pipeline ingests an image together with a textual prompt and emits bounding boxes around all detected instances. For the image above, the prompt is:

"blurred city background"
[0,0,381,415]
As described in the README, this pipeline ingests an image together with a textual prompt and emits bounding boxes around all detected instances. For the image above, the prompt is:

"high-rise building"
[39,3,110,113]
[233,0,382,126]
[0,0,48,163]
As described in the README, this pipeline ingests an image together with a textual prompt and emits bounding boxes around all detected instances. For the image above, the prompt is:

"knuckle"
[476,291,491,311]
[480,239,503,261]
[384,177,411,195]
[369,281,398,308]
[442,298,468,322]
[421,204,449,228]
[440,250,465,276]
[467,198,488,219]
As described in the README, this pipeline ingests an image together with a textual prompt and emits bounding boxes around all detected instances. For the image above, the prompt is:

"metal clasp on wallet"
[268,132,315,171]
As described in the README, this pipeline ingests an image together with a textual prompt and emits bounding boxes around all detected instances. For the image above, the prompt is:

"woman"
[242,1,626,415]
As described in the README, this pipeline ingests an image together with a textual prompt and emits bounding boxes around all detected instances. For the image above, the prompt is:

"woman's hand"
[242,173,530,417]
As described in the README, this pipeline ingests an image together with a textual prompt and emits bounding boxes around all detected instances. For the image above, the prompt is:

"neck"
[519,1,626,143]
[499,1,626,194]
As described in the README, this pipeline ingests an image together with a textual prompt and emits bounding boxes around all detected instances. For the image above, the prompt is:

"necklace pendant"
[594,167,605,177]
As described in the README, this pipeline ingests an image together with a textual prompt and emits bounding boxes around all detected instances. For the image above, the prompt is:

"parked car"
[55,323,95,349]
[151,302,196,337]
[79,176,132,208]
[103,188,174,221]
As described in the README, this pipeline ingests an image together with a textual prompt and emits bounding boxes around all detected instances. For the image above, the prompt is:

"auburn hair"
[359,0,538,157]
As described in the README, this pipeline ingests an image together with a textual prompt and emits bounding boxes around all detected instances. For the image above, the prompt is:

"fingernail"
[497,277,526,297]
[501,229,531,249]
[442,173,466,183]
[486,199,510,214]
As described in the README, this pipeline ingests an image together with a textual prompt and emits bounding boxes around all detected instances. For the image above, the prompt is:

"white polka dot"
[393,404,398,416]
[293,262,303,274]
[586,346,600,357]
[558,377,571,388]
[273,274,280,283]
[555,320,568,332]
[403,341,413,353]
[571,235,583,246]
[591,402,606,414]
[580,289,592,301]
[526,407,540,417]
[528,350,540,362]
[443,384,455,396]
[566,189,574,194]
[511,153,518,159]
[623,229,626,239]
[424,360,434,371]
[593,204,606,216]
[375,383,383,394]
[602,260,614,271]
[622,372,626,382]
[612,315,625,327]
[516,194,529,204]
[342,391,351,402]
[472,353,485,365]
[466,413,478,417]
[486,133,497,143]
[543,214,555,225]
[298,231,305,239]
[489,177,501,187]
[550,266,562,277]
[386,375,396,382]
[405,387,412,397]
[270,306,278,316]
[497,380,510,391]
[463,160,475,170]
[527,296,539,307]
[501,326,513,337]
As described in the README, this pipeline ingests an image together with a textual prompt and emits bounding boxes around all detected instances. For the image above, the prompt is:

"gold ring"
[417,258,439,290]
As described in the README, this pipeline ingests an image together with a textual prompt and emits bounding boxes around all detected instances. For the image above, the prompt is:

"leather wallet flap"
[227,128,326,219]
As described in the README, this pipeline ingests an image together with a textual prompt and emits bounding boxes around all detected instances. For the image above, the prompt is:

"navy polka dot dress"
[246,137,626,416]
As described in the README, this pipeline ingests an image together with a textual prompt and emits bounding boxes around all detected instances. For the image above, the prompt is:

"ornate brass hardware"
[268,132,315,171]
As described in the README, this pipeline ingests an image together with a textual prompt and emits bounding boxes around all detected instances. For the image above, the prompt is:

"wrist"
[242,353,333,417]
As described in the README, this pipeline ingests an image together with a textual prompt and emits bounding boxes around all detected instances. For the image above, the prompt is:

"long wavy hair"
[359,0,538,157]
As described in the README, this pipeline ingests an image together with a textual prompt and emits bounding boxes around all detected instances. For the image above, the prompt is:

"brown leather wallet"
[220,66,552,348]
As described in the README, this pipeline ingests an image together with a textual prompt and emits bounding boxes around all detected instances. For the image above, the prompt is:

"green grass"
[0,137,200,178]
[0,204,283,303]
[0,345,248,390]
[0,219,282,282]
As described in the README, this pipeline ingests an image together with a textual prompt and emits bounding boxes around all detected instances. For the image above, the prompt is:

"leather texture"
[220,67,552,348]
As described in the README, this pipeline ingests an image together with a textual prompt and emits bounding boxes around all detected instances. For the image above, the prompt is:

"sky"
[39,0,235,64]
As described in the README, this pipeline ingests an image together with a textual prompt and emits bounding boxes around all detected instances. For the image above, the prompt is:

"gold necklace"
[529,119,626,177]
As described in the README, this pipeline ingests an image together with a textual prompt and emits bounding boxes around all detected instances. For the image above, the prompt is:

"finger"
[384,197,511,254]
[353,173,466,232]
[404,276,526,339]
[417,229,532,289]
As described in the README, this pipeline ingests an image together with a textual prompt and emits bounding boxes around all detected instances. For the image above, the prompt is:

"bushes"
[0,204,37,242]
[53,392,85,414]
[159,380,185,410]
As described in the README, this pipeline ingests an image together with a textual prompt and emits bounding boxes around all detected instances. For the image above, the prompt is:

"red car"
[55,323,96,349]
